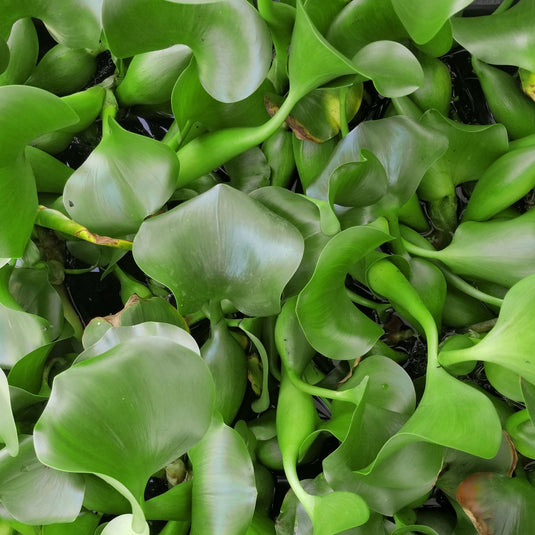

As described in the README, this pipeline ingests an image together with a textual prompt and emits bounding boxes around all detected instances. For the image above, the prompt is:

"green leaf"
[439,273,535,386]
[34,335,214,501]
[250,186,334,294]
[452,0,535,71]
[79,322,198,359]
[418,109,508,197]
[296,223,390,360]
[307,116,447,221]
[100,514,149,535]
[0,0,102,49]
[189,414,256,535]
[326,0,408,58]
[391,0,471,45]
[102,0,272,103]
[0,436,84,524]
[351,40,424,97]
[225,147,271,194]
[0,18,38,86]
[413,210,535,288]
[463,145,535,221]
[117,44,192,107]
[172,59,272,131]
[0,86,78,257]
[201,313,248,424]
[456,473,535,534]
[63,117,179,237]
[9,268,63,340]
[289,1,423,101]
[133,184,304,316]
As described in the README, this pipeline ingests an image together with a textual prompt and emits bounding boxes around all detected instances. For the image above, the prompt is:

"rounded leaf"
[133,184,304,316]
[34,337,214,499]
[63,118,179,237]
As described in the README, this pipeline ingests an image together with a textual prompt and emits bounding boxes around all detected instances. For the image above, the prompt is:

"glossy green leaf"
[117,45,192,107]
[0,86,78,258]
[0,18,38,86]
[308,116,447,222]
[472,57,535,140]
[456,473,535,534]
[326,0,408,58]
[409,209,535,287]
[250,186,333,294]
[505,409,535,458]
[485,362,524,402]
[79,322,198,359]
[463,145,535,221]
[289,1,422,102]
[102,0,272,103]
[134,184,304,316]
[0,36,8,74]
[225,148,271,194]
[201,312,248,424]
[172,59,272,131]
[0,300,50,368]
[391,0,471,45]
[366,258,502,459]
[418,109,508,197]
[9,267,63,340]
[296,223,390,360]
[351,40,424,97]
[439,273,535,385]
[34,336,214,500]
[63,116,179,237]
[24,43,96,96]
[189,414,256,535]
[0,436,84,524]
[323,359,442,515]
[0,0,102,49]
[452,0,535,71]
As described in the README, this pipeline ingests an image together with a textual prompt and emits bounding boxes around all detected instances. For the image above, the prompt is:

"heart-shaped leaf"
[34,335,214,501]
[102,0,272,103]
[133,184,304,316]
[296,223,391,360]
[0,436,84,525]
[0,86,78,257]
[452,0,535,71]
[0,18,38,86]
[189,414,256,535]
[63,116,179,237]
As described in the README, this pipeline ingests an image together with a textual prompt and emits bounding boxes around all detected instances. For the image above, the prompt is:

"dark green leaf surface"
[102,0,272,103]
[134,184,304,316]
[63,117,179,237]
[34,336,214,500]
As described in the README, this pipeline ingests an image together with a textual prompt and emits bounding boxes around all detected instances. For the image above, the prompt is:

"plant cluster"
[1,0,535,534]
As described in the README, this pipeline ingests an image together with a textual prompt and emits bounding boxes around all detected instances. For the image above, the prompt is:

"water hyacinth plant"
[1,0,535,533]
